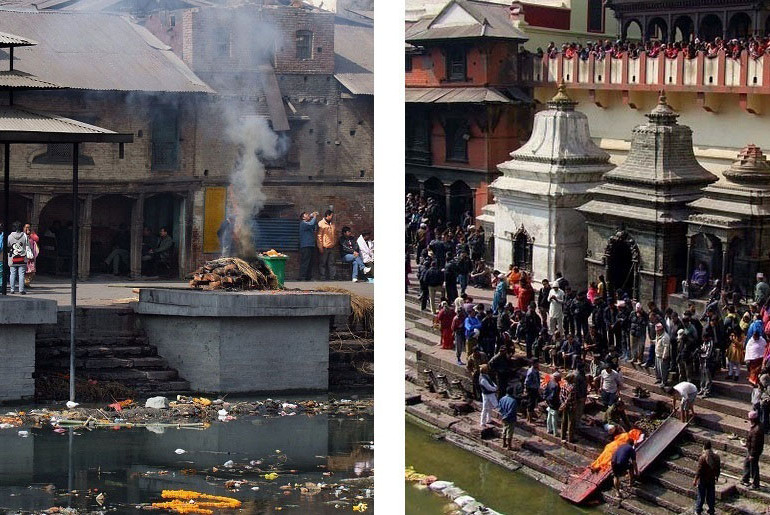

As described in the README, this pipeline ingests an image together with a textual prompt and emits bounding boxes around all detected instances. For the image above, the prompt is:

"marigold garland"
[152,490,242,514]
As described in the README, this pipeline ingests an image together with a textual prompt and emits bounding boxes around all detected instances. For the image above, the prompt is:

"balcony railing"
[519,50,770,98]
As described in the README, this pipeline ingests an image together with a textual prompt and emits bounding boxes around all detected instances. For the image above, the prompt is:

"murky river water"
[0,394,373,514]
[405,418,593,514]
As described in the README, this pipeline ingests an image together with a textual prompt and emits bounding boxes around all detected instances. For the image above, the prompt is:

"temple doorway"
[512,227,532,273]
[607,237,635,296]
[449,180,472,226]
[689,233,722,284]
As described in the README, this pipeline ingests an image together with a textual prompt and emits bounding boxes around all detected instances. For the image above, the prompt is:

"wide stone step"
[75,368,179,382]
[37,345,157,359]
[36,336,150,347]
[645,465,736,500]
[602,490,676,515]
[684,426,770,466]
[677,441,770,482]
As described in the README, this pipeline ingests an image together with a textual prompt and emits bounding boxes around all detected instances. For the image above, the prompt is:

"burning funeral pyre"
[188,257,279,291]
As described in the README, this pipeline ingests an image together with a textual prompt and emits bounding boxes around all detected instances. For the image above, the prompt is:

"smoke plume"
[224,113,287,257]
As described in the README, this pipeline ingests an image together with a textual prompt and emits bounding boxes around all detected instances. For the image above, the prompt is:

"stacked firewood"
[188,257,280,291]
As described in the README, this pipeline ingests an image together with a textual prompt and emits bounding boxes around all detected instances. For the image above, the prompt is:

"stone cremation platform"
[134,288,350,393]
[0,296,57,401]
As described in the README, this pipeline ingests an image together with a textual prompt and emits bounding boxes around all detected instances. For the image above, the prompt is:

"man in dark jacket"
[339,226,365,282]
[573,291,591,343]
[538,279,552,326]
[522,302,542,358]
[443,254,459,304]
[423,260,444,314]
[742,411,765,489]
[563,287,576,337]
[694,441,721,515]
[604,301,621,354]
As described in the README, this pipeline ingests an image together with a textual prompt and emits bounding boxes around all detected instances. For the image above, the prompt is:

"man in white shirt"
[671,381,697,422]
[548,283,565,336]
[356,231,373,276]
[601,363,623,407]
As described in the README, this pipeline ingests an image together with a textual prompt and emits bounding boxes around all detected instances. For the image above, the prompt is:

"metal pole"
[69,143,78,403]
[2,143,8,295]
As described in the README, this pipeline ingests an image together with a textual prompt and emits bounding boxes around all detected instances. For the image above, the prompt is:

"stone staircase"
[35,307,191,398]
[404,266,770,514]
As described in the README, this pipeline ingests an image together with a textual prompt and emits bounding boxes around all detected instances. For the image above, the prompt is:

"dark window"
[446,47,466,82]
[405,55,413,72]
[587,0,604,33]
[216,31,230,57]
[296,30,313,60]
[444,118,469,162]
[170,14,175,27]
[152,107,179,171]
[32,144,94,166]
[405,111,431,165]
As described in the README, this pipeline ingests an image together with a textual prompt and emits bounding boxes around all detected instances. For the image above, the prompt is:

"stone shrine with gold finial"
[490,83,612,287]
[686,144,770,294]
[578,95,717,305]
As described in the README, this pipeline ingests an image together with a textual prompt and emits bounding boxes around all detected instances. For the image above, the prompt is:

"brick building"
[145,2,374,279]
[0,10,213,280]
[0,0,373,280]
[405,0,534,225]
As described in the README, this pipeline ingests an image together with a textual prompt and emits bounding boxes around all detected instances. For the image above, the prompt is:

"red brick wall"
[406,41,519,87]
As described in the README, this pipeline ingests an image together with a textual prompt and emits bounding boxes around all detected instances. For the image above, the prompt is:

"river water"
[405,418,593,514]
[0,394,373,514]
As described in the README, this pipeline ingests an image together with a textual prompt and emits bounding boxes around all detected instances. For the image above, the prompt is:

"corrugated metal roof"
[0,70,62,89]
[405,87,513,104]
[0,104,132,142]
[405,0,527,42]
[334,17,373,96]
[0,30,37,47]
[0,10,213,93]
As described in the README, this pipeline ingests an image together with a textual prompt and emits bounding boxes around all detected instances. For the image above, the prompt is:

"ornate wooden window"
[446,47,466,82]
[444,118,469,162]
[587,0,604,33]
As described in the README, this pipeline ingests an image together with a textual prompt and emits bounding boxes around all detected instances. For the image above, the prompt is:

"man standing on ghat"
[611,437,638,496]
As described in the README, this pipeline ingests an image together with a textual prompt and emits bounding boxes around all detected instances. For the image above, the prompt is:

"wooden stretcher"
[560,415,688,504]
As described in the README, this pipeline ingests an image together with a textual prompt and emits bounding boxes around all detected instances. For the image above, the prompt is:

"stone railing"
[520,50,770,106]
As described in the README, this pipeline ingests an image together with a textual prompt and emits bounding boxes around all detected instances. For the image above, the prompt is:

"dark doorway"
[728,12,752,39]
[513,230,532,272]
[607,238,634,296]
[449,180,472,225]
[623,19,643,40]
[405,174,420,196]
[673,16,694,42]
[144,193,185,275]
[37,195,75,276]
[700,14,724,40]
[689,233,722,284]
[647,17,668,41]
[91,195,132,275]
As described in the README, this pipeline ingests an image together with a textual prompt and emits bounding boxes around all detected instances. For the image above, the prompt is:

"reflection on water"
[0,398,373,514]
[405,418,593,515]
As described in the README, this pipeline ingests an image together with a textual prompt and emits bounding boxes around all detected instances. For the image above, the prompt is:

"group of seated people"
[339,227,374,282]
[101,225,174,276]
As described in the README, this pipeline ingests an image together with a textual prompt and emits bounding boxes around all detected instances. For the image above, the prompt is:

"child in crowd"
[726,330,745,381]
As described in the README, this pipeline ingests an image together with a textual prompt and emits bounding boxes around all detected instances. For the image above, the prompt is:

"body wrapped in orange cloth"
[590,429,643,472]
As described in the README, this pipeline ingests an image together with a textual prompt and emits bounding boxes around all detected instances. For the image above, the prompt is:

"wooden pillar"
[31,193,44,230]
[130,193,145,279]
[444,188,451,223]
[721,239,728,285]
[79,194,92,280]
[685,234,693,291]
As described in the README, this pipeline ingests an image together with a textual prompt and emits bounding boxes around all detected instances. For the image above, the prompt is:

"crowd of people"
[297,209,373,282]
[406,194,768,501]
[531,35,770,61]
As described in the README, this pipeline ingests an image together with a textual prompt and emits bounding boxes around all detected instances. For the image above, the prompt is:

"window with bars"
[446,47,467,82]
[445,118,469,162]
[296,30,313,60]
[151,108,179,171]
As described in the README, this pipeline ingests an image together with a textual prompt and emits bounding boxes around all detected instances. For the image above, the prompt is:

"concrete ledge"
[0,296,57,325]
[135,288,350,317]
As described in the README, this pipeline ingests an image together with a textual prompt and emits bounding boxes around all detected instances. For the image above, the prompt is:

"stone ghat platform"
[404,275,769,514]
[135,288,351,394]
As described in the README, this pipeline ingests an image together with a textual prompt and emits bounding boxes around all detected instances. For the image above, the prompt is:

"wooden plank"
[560,416,687,504]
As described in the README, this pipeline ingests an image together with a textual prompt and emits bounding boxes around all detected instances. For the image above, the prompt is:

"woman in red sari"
[435,301,456,350]
[517,273,534,312]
